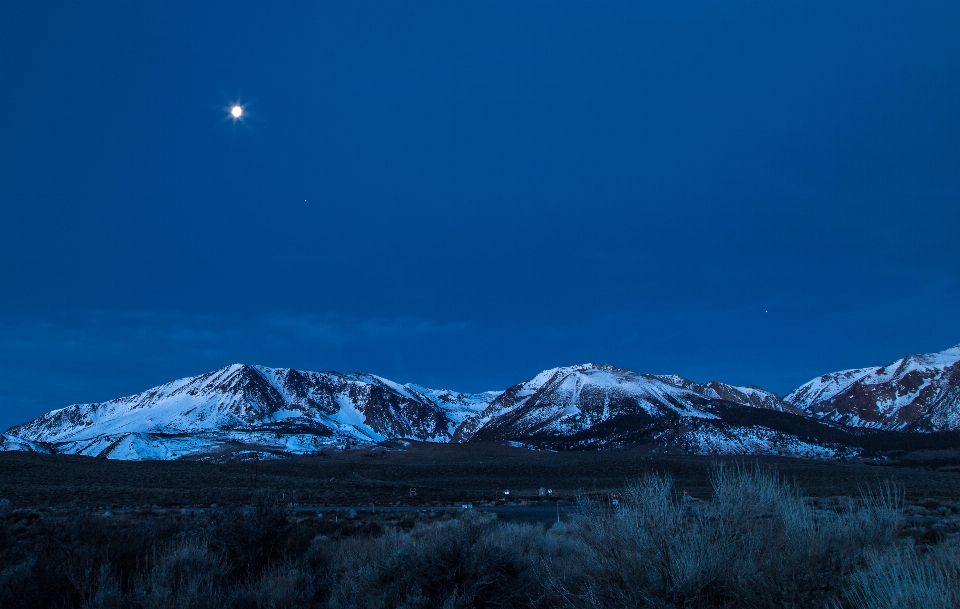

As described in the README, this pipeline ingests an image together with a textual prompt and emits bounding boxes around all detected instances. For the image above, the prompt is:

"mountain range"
[3,344,959,460]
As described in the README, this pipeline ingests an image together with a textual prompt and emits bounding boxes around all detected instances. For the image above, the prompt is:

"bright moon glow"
[231,105,243,118]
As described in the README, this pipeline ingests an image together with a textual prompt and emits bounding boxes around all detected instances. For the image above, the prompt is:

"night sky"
[2,1,959,431]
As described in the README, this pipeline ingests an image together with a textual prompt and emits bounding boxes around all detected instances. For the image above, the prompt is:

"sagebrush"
[1,464,955,608]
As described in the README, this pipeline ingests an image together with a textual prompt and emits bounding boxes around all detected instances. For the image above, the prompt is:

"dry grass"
[4,444,960,510]
[1,461,958,608]
[560,464,908,608]
[842,540,960,609]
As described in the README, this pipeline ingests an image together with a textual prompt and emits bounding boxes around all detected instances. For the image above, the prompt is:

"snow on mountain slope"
[54,433,220,460]
[53,431,340,460]
[655,424,846,459]
[404,384,502,435]
[458,364,797,442]
[14,354,937,461]
[2,362,804,460]
[7,364,462,457]
[0,433,50,454]
[786,345,960,431]
[701,382,805,416]
[11,364,290,442]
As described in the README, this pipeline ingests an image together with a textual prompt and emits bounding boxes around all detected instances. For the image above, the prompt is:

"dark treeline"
[1,465,957,608]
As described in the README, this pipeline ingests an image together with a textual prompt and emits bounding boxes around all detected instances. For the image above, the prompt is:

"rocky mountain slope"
[455,363,841,457]
[0,433,50,454]
[455,363,798,437]
[4,343,960,460]
[4,362,823,460]
[786,345,960,431]
[6,364,492,459]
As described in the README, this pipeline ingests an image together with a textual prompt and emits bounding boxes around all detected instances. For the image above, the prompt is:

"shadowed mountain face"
[6,364,460,458]
[5,362,804,459]
[4,345,960,460]
[457,364,797,442]
[786,345,960,431]
[461,364,847,457]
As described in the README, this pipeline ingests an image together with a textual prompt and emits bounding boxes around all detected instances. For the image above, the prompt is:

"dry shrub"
[560,463,912,609]
[321,513,548,609]
[843,539,960,609]
[2,464,958,609]
[240,561,316,609]
[78,567,124,609]
[208,497,296,579]
[0,556,39,606]
[133,537,227,609]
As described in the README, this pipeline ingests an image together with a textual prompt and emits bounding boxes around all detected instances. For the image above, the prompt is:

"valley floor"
[2,448,960,608]
[2,442,960,511]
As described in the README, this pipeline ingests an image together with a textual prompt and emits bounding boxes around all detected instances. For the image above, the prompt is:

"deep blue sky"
[2,1,959,430]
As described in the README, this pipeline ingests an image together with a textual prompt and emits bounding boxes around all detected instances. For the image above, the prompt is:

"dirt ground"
[1,442,959,511]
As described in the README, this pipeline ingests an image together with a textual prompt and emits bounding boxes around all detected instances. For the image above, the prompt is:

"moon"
[231,105,243,119]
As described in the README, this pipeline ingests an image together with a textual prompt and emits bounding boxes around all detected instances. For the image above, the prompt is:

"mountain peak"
[786,343,960,430]
[6,344,960,460]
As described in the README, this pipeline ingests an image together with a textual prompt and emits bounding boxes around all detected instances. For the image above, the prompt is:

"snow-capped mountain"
[4,361,817,460]
[453,364,844,456]
[5,345,960,461]
[456,363,799,443]
[786,345,960,431]
[6,364,497,459]
[405,384,502,434]
[0,433,50,454]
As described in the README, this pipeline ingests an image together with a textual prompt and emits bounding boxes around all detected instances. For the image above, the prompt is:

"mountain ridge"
[5,343,960,460]
[787,345,960,431]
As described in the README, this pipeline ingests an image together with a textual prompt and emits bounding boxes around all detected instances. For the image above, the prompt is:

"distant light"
[231,105,243,118]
